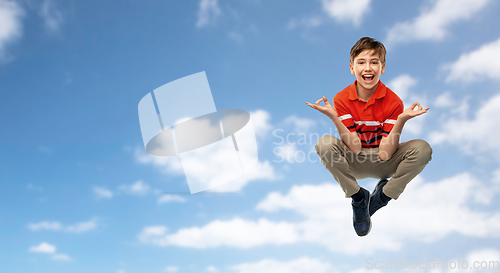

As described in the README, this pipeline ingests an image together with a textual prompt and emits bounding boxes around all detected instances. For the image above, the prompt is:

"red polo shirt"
[333,80,404,148]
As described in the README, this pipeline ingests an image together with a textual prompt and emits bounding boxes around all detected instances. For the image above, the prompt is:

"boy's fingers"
[306,102,316,109]
[315,98,322,105]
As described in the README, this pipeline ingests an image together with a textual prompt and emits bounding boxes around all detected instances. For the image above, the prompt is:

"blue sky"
[1,0,500,272]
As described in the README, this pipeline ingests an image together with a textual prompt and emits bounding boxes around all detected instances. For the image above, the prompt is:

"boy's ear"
[349,63,355,75]
[381,62,386,74]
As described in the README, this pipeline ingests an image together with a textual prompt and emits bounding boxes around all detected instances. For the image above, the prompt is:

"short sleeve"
[333,95,356,132]
[382,100,404,137]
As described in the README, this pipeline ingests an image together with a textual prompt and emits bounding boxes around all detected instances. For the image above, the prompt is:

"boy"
[306,37,432,236]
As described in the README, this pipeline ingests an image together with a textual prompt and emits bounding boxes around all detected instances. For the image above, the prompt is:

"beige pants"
[315,135,432,199]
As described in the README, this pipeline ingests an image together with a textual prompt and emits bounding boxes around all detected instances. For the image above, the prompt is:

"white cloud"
[65,219,97,233]
[348,269,382,273]
[39,0,63,33]
[443,38,500,83]
[137,218,300,248]
[321,0,371,27]
[387,75,427,136]
[464,249,500,271]
[250,109,272,138]
[257,173,500,254]
[230,257,336,273]
[273,144,299,163]
[426,248,500,273]
[119,180,151,195]
[207,160,280,192]
[385,0,491,46]
[196,0,221,28]
[429,92,500,160]
[135,148,184,175]
[27,221,62,231]
[29,242,56,254]
[387,74,417,102]
[284,115,316,133]
[28,219,97,234]
[165,266,179,272]
[0,0,24,61]
[157,194,186,204]
[93,186,114,199]
[206,265,218,272]
[434,92,455,108]
[135,109,279,192]
[51,253,72,261]
[139,171,500,255]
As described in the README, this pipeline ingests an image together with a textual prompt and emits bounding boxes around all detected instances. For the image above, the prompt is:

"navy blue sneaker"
[352,187,371,236]
[369,179,390,216]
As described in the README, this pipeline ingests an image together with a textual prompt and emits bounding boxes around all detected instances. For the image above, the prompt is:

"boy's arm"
[306,97,362,154]
[379,101,429,160]
[331,115,362,154]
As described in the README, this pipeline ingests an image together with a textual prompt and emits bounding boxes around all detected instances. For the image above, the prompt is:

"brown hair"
[350,37,386,64]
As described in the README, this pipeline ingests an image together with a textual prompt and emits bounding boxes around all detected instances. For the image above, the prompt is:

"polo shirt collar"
[348,80,387,101]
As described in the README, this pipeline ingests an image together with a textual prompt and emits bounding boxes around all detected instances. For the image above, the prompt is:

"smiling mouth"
[362,75,374,81]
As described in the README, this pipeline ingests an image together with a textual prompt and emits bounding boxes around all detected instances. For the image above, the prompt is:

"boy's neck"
[356,81,379,102]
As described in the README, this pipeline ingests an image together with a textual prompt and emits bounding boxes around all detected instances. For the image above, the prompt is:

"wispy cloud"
[51,253,72,261]
[137,218,300,248]
[119,180,151,195]
[39,0,64,33]
[28,219,97,234]
[230,257,335,273]
[385,0,491,46]
[164,266,179,272]
[283,115,316,133]
[387,74,427,136]
[321,0,371,27]
[157,194,186,204]
[429,92,500,160]
[443,37,500,83]
[287,16,323,30]
[196,0,221,28]
[93,186,114,199]
[0,0,24,62]
[205,265,218,272]
[29,242,72,261]
[29,242,56,254]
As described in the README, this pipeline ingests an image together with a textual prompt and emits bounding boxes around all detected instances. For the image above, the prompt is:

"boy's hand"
[306,96,338,119]
[398,101,429,122]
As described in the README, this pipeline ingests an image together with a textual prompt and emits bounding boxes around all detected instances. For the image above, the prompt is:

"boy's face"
[349,49,385,93]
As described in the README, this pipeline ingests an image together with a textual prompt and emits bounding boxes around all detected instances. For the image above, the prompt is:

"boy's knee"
[315,135,341,156]
[411,139,432,163]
